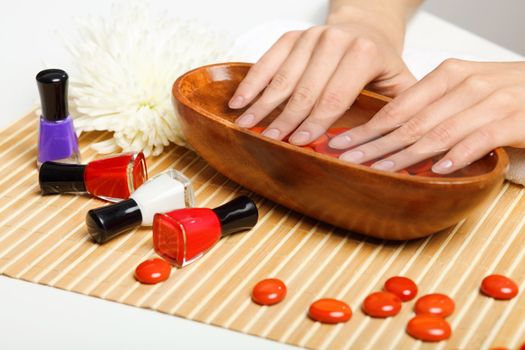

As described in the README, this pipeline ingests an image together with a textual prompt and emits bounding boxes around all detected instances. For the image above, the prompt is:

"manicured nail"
[432,159,453,173]
[289,131,311,145]
[262,128,280,139]
[340,150,364,163]
[236,113,254,127]
[372,160,395,171]
[229,95,245,108]
[329,135,352,149]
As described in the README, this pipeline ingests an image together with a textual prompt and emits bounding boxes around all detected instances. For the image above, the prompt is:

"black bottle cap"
[212,196,258,237]
[86,199,143,244]
[36,69,69,121]
[39,161,87,194]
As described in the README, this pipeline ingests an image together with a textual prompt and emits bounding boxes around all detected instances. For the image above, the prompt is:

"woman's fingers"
[229,31,301,110]
[432,114,523,174]
[329,58,473,149]
[234,28,324,129]
[261,28,351,142]
[287,38,380,145]
[337,72,497,164]
[366,89,515,172]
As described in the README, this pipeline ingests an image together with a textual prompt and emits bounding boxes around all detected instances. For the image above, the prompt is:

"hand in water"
[229,5,416,146]
[330,60,525,174]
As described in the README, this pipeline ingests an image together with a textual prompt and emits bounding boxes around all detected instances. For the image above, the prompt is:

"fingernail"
[262,128,280,139]
[340,150,364,163]
[289,131,311,145]
[236,113,254,127]
[229,95,245,108]
[329,135,352,149]
[372,160,395,171]
[432,159,453,173]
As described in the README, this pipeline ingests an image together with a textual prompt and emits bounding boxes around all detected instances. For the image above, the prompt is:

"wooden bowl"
[172,63,508,240]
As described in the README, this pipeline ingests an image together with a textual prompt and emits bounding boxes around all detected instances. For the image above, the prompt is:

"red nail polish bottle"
[153,196,258,267]
[39,152,147,202]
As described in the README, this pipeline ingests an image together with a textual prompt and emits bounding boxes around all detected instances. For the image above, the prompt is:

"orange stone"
[414,293,455,318]
[251,278,287,306]
[326,127,351,138]
[248,126,265,134]
[134,258,171,284]
[406,315,452,342]
[406,158,433,174]
[305,134,329,148]
[384,276,418,302]
[308,298,352,324]
[414,170,441,178]
[362,291,402,318]
[314,140,346,158]
[481,274,519,300]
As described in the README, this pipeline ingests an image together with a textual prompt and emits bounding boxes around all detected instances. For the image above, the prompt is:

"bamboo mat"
[1,113,524,350]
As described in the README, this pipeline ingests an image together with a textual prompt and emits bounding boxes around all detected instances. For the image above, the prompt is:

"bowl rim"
[173,62,509,186]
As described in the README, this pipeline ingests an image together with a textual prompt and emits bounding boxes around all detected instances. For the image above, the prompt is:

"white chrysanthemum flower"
[64,3,231,157]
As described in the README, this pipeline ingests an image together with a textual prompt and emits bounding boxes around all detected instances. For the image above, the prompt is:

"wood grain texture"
[0,112,523,349]
[173,63,509,240]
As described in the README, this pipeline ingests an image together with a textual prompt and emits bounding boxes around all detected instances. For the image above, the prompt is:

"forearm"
[327,0,422,52]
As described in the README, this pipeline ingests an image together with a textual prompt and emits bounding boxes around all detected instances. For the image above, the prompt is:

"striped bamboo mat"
[0,113,524,350]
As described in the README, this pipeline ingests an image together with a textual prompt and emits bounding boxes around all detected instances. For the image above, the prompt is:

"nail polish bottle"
[36,69,80,167]
[153,196,258,267]
[39,152,147,202]
[86,169,195,244]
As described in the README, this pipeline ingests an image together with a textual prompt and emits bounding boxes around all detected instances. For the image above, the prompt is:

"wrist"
[326,4,407,53]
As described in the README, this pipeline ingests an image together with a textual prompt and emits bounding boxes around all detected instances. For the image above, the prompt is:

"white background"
[0,1,522,349]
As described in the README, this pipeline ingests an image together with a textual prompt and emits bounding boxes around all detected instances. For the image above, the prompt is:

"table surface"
[0,1,522,349]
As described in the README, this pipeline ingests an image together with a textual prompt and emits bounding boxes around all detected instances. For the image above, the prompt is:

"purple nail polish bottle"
[36,69,80,168]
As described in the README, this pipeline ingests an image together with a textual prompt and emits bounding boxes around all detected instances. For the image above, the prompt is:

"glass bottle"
[36,69,80,167]
[153,196,258,267]
[39,152,147,202]
[86,169,195,244]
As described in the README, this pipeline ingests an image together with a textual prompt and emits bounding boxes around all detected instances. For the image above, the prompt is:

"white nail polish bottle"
[86,169,195,244]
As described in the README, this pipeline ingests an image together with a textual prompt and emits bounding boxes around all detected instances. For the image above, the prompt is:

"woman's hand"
[330,59,525,174]
[229,4,417,146]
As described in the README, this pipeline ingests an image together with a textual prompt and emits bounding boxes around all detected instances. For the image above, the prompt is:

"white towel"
[505,147,525,186]
[228,20,525,186]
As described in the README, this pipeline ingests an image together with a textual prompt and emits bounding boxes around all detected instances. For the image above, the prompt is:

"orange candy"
[362,291,402,318]
[406,315,452,342]
[251,278,287,306]
[414,293,455,318]
[480,274,519,300]
[384,276,418,302]
[308,298,352,324]
[134,258,171,284]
